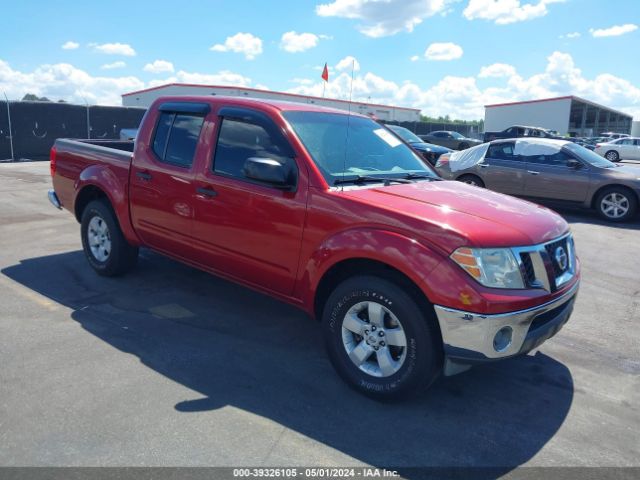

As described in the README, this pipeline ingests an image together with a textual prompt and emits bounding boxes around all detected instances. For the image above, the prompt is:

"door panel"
[191,112,307,296]
[479,141,526,195]
[129,109,205,254]
[523,152,591,202]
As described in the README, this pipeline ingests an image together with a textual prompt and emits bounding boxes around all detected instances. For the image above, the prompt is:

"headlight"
[451,247,524,289]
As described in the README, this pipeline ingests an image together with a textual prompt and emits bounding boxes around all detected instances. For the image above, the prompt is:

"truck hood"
[342,180,568,251]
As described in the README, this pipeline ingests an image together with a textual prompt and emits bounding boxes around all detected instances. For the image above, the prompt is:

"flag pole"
[322,81,326,98]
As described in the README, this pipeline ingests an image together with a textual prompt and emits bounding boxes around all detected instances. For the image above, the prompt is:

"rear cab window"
[151,106,206,168]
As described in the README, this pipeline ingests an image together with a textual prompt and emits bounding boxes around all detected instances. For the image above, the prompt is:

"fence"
[385,121,484,140]
[0,101,146,161]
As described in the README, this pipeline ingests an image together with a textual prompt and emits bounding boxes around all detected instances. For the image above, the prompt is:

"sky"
[0,0,639,120]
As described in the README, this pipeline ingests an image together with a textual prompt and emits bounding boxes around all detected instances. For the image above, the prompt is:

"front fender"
[75,165,139,245]
[296,228,444,315]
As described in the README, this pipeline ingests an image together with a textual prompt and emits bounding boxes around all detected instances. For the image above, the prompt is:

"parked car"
[48,96,580,400]
[483,125,560,142]
[435,138,640,222]
[419,130,482,150]
[384,124,452,165]
[594,137,640,162]
[601,132,630,140]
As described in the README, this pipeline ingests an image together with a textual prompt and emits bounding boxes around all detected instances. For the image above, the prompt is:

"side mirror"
[243,157,296,189]
[566,159,582,169]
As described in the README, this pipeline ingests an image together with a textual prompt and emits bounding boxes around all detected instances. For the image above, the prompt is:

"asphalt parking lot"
[1,161,639,473]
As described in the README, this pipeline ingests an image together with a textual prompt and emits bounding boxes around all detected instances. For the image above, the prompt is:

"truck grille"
[513,234,575,292]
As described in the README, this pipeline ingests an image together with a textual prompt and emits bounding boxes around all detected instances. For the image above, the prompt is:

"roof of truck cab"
[154,95,370,117]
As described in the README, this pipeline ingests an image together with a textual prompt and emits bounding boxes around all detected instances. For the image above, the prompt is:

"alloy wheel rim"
[87,215,111,262]
[601,193,629,219]
[341,301,407,378]
[606,152,618,161]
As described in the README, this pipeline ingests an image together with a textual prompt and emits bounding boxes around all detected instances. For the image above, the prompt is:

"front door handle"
[136,171,152,181]
[527,170,540,175]
[478,163,490,168]
[196,187,218,198]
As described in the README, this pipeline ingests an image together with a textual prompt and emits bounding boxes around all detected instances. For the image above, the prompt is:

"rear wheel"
[81,199,138,276]
[595,187,637,222]
[322,275,441,401]
[605,150,620,162]
[457,174,485,188]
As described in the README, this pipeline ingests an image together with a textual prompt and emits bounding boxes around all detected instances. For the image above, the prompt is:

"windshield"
[564,143,616,168]
[450,131,465,139]
[386,125,423,144]
[284,111,438,185]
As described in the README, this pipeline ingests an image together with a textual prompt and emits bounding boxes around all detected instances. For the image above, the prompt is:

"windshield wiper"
[333,175,413,186]
[403,172,441,181]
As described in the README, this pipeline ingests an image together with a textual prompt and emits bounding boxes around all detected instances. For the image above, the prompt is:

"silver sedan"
[435,138,640,222]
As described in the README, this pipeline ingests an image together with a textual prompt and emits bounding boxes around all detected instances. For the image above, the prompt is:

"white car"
[594,137,640,162]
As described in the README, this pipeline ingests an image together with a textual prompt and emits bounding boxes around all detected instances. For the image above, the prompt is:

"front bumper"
[48,190,62,209]
[434,281,579,376]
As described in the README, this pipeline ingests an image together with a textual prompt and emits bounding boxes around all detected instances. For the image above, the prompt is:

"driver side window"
[213,117,292,180]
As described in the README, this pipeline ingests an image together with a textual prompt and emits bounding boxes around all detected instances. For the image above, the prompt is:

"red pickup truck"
[48,96,580,399]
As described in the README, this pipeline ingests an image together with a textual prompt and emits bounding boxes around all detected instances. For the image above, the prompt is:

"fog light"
[493,326,513,352]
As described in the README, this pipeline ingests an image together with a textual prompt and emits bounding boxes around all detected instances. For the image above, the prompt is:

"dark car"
[483,125,561,143]
[435,138,640,222]
[385,124,452,165]
[419,130,482,150]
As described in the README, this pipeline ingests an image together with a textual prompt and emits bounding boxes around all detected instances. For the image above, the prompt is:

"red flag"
[321,62,329,82]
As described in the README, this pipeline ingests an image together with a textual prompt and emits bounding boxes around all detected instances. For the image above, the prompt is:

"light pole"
[3,92,15,161]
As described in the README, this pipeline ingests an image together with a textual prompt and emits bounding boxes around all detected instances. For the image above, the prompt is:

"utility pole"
[3,92,15,161]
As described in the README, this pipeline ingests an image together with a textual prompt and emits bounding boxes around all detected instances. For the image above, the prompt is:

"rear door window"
[487,142,519,161]
[151,112,205,168]
[526,150,573,167]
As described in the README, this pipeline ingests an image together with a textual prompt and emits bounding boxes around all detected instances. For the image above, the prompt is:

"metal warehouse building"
[122,83,421,122]
[484,96,633,137]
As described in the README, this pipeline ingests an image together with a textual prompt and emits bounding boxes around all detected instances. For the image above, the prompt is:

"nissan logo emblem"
[555,246,568,271]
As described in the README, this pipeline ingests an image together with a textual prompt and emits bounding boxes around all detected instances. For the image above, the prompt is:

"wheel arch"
[313,257,443,345]
[591,184,639,209]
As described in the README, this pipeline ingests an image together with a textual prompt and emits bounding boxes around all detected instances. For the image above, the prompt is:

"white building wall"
[484,98,572,135]
[631,121,640,137]
[122,85,420,122]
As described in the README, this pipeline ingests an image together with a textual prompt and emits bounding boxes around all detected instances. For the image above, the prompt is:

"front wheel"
[604,150,620,162]
[81,199,139,276]
[322,275,442,401]
[595,188,637,222]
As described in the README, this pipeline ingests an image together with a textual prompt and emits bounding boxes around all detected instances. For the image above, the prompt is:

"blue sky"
[1,0,638,119]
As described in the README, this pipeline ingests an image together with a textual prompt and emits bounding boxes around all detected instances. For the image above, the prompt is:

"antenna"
[341,58,356,189]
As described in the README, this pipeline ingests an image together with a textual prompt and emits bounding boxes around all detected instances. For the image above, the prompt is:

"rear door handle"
[196,187,218,198]
[136,171,152,180]
[527,170,540,175]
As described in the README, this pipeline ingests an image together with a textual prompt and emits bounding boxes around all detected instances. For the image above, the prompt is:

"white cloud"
[424,42,463,61]
[315,0,454,37]
[210,32,263,60]
[62,41,79,50]
[91,42,136,56]
[143,60,174,74]
[463,0,565,25]
[335,56,361,72]
[286,51,640,120]
[101,61,126,70]
[280,31,322,53]
[478,63,516,78]
[590,24,638,38]
[560,31,581,39]
[0,59,143,105]
[410,55,420,62]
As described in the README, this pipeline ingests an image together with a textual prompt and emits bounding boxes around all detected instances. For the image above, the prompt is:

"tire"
[457,174,485,188]
[604,150,620,162]
[322,275,442,401]
[459,142,469,150]
[595,187,638,222]
[80,199,139,276]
